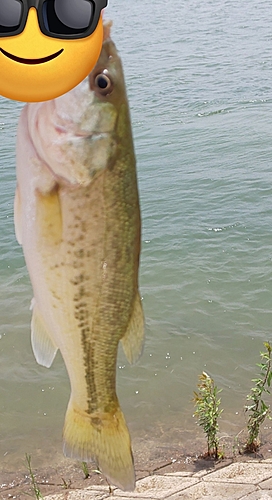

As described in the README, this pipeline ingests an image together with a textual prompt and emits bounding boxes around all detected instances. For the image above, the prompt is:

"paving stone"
[192,469,211,478]
[44,488,109,500]
[167,481,255,499]
[239,491,272,500]
[203,463,272,484]
[260,478,272,489]
[105,498,158,500]
[66,492,109,499]
[115,475,199,499]
[44,495,65,500]
[42,461,272,500]
[164,472,194,477]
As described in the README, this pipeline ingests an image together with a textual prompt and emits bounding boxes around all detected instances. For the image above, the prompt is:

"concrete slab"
[164,472,193,477]
[114,475,199,499]
[106,498,158,500]
[44,488,109,500]
[260,478,272,490]
[69,493,109,500]
[239,492,272,500]
[192,469,213,478]
[43,460,272,500]
[167,481,255,499]
[203,463,272,484]
[44,495,64,500]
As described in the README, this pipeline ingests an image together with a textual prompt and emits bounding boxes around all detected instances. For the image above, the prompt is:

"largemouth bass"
[14,22,144,491]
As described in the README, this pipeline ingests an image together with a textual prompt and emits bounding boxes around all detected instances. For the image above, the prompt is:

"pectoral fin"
[31,300,58,368]
[36,186,62,247]
[14,186,22,245]
[121,293,145,364]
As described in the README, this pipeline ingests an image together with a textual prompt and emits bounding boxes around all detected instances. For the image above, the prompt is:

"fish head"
[25,22,133,187]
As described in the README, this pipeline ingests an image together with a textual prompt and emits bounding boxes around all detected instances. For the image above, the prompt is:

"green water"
[1,0,272,475]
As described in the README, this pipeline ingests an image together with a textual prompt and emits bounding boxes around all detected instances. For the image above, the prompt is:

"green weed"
[25,454,44,500]
[61,477,71,489]
[193,371,223,459]
[244,341,272,453]
[82,461,90,479]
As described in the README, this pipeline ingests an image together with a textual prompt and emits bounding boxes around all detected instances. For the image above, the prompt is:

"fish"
[14,21,144,491]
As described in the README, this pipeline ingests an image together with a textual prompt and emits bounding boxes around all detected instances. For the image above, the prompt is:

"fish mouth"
[0,47,64,65]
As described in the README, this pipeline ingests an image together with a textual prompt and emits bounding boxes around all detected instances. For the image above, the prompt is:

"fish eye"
[93,71,113,96]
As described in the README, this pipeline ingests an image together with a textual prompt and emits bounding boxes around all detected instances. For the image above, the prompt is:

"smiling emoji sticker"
[0,0,107,102]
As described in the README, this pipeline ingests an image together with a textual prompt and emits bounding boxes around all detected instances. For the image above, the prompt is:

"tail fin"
[63,399,135,491]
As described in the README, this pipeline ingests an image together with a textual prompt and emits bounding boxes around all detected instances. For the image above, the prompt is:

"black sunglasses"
[0,0,107,39]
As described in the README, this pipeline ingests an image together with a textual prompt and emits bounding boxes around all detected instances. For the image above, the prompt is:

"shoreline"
[2,430,272,499]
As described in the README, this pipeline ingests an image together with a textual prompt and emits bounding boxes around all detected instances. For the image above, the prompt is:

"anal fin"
[31,300,58,368]
[121,292,145,364]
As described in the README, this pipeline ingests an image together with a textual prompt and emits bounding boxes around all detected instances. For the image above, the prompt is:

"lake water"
[1,0,272,478]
